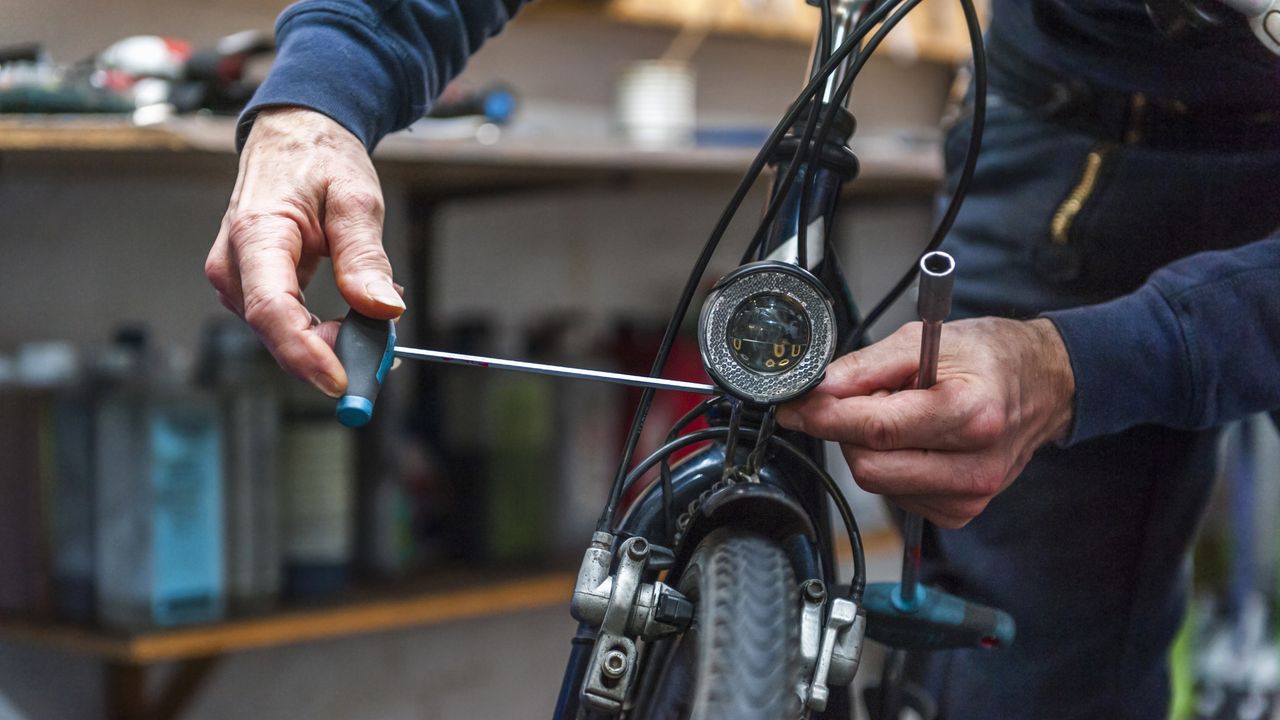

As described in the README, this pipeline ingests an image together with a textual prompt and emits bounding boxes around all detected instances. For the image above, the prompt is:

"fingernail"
[311,372,344,398]
[366,279,406,310]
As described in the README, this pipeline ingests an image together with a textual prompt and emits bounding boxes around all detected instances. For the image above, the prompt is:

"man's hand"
[778,317,1075,529]
[205,107,405,397]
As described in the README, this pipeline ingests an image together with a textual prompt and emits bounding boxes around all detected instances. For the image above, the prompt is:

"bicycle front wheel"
[632,527,802,720]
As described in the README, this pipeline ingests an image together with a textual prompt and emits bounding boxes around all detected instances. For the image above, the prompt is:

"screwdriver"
[333,311,718,428]
[896,250,955,612]
[874,250,954,720]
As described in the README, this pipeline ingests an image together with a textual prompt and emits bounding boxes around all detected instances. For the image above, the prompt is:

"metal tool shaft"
[393,346,720,395]
[897,251,956,611]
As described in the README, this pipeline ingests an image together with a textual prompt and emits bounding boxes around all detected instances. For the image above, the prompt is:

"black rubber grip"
[334,309,396,428]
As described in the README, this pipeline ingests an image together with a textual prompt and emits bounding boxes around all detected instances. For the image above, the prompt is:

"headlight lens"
[727,293,811,374]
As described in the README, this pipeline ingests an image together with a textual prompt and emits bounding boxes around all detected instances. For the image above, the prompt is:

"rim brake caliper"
[570,534,693,714]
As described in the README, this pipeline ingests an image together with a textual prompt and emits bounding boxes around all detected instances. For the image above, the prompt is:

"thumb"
[818,322,922,398]
[325,183,405,319]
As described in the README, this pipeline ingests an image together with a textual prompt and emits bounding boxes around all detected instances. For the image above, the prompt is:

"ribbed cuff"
[237,3,419,152]
[1042,283,1194,446]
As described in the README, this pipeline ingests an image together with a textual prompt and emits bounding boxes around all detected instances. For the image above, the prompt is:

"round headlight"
[699,261,836,404]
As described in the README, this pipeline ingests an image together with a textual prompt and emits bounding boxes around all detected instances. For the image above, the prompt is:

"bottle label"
[151,404,224,625]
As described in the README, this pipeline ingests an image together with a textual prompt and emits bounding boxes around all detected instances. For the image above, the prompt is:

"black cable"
[839,0,988,355]
[816,0,833,74]
[795,0,922,266]
[659,395,729,539]
[722,400,744,468]
[598,0,913,532]
[796,0,835,272]
[620,426,867,600]
[664,396,730,443]
[742,0,917,266]
[797,0,879,272]
[796,159,815,269]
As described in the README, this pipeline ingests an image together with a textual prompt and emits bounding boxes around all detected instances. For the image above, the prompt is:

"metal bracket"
[574,536,693,714]
[797,580,827,705]
[805,596,867,712]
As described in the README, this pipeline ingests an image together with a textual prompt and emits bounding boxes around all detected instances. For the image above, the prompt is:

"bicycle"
[333,1,1012,717]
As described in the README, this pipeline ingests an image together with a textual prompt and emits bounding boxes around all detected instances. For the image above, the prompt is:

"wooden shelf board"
[0,117,942,196]
[531,0,985,65]
[0,572,574,665]
[0,118,192,152]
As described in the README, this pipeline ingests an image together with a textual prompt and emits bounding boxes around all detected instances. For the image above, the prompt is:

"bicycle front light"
[699,261,836,405]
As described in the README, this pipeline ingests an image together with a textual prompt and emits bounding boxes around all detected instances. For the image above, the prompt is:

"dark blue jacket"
[241,0,1280,445]
[238,0,522,151]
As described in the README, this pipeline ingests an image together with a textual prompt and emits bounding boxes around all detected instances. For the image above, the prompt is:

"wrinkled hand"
[205,107,405,397]
[778,317,1075,528]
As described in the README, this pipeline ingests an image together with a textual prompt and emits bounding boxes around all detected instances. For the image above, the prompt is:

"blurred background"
[1,0,1276,718]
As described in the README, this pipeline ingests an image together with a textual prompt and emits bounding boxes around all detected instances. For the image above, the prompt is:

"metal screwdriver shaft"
[896,251,955,611]
[392,346,720,395]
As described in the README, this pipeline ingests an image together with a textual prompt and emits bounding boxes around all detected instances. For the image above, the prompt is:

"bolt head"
[802,579,826,604]
[627,538,650,560]
[601,649,629,679]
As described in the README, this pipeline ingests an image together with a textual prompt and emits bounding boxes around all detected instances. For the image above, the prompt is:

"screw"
[628,538,650,561]
[802,579,826,604]
[602,649,629,679]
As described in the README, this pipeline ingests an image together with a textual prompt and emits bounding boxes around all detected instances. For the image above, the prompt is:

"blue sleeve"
[1044,233,1280,445]
[237,0,524,151]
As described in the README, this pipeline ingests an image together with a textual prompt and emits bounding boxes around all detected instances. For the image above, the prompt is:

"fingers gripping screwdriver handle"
[334,309,396,428]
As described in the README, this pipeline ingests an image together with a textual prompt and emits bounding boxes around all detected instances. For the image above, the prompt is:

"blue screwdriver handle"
[863,581,1015,651]
[334,309,396,428]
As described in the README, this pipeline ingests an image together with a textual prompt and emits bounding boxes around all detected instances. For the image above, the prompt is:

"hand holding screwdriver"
[205,107,405,398]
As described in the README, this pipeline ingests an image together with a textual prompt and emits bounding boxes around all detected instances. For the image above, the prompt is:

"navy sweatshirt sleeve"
[1044,232,1280,445]
[237,0,523,151]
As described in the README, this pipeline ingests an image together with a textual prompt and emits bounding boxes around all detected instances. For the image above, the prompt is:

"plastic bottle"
[197,320,281,612]
[94,330,226,628]
[279,374,355,599]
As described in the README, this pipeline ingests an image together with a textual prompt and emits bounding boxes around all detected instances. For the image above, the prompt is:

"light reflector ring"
[699,262,835,405]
